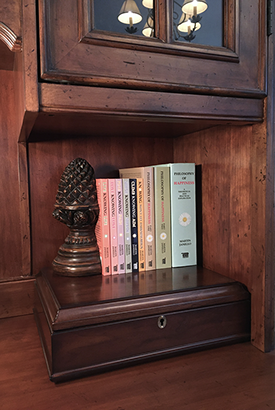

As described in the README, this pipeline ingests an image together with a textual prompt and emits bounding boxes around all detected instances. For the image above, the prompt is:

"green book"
[154,165,171,269]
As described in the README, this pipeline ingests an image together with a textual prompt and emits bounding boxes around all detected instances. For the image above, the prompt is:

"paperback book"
[119,166,155,271]
[154,165,172,269]
[95,179,111,275]
[129,178,139,272]
[116,178,125,274]
[122,179,132,273]
[108,179,118,274]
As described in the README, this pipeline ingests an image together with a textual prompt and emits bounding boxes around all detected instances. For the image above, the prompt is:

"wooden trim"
[0,22,22,52]
[39,83,264,122]
[18,143,31,276]
[0,278,35,319]
[264,8,275,352]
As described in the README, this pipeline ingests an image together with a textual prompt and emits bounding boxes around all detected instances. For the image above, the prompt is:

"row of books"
[95,163,197,275]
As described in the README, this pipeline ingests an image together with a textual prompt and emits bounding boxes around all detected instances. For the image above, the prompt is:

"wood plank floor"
[1,314,275,410]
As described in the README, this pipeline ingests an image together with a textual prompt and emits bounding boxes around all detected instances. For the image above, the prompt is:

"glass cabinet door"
[39,0,265,98]
[93,0,155,38]
[93,0,224,47]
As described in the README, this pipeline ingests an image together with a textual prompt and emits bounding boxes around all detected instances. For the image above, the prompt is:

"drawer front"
[52,300,250,379]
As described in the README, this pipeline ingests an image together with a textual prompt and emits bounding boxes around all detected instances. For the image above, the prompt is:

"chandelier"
[117,0,208,41]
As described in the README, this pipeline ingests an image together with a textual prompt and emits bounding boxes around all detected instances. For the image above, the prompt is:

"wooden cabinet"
[39,0,265,98]
[0,0,274,357]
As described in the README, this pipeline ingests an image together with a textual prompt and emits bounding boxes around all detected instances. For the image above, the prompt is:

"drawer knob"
[158,315,167,329]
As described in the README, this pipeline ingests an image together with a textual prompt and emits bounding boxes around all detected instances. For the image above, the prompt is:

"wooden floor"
[1,315,275,410]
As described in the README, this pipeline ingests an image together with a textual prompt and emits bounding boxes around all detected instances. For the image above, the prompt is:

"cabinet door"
[39,0,265,98]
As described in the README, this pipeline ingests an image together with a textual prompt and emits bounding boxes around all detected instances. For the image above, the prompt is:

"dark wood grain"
[1,315,275,409]
[34,267,250,382]
[35,266,246,330]
[38,83,264,123]
[0,69,25,279]
[0,278,35,319]
[173,124,273,351]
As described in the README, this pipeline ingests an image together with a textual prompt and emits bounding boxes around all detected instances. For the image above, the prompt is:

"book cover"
[95,179,111,276]
[116,178,125,274]
[137,178,145,271]
[108,179,118,274]
[119,166,155,271]
[168,163,197,267]
[122,179,132,273]
[154,165,172,269]
[129,178,139,272]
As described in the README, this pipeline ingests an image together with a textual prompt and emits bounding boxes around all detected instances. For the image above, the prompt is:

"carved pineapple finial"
[52,158,101,277]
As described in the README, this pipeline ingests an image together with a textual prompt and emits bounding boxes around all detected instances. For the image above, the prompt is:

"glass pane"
[93,0,155,38]
[173,0,223,47]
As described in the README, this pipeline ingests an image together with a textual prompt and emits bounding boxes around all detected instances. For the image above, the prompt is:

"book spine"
[169,163,197,267]
[144,167,155,270]
[129,178,139,272]
[137,178,145,271]
[122,179,132,273]
[154,166,172,269]
[116,178,125,274]
[108,179,118,274]
[95,179,111,275]
[119,166,156,271]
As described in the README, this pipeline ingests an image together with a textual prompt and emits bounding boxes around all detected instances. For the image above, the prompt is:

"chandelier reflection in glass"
[117,0,208,41]
[118,0,154,37]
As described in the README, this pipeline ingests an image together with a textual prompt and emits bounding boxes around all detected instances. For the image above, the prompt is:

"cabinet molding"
[0,22,21,52]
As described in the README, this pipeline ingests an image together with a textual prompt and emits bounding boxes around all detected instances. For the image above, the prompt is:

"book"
[129,178,139,272]
[168,163,197,267]
[137,178,145,271]
[122,179,132,273]
[119,166,155,271]
[116,178,125,274]
[108,179,118,274]
[95,179,111,276]
[154,165,172,269]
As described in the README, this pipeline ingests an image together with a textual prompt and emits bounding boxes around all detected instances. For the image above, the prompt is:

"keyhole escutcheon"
[157,315,167,329]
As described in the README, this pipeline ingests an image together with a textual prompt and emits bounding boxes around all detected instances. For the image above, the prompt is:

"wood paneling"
[174,124,269,351]
[1,315,275,409]
[174,125,254,285]
[0,70,26,279]
[28,135,174,275]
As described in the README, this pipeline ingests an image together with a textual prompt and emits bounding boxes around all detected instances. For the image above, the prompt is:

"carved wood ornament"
[0,22,21,52]
[52,158,101,276]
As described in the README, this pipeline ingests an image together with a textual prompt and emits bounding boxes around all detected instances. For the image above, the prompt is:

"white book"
[116,179,125,274]
[122,179,132,273]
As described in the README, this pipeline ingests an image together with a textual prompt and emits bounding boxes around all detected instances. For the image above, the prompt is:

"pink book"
[95,179,111,276]
[116,179,125,274]
[108,179,119,274]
